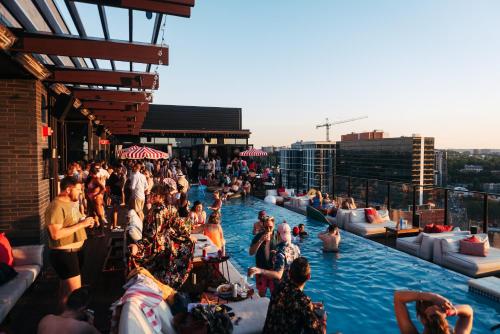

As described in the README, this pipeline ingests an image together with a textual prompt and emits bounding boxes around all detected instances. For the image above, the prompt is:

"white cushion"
[227,297,270,334]
[12,245,44,267]
[396,237,419,256]
[14,265,41,285]
[266,190,278,197]
[442,238,460,253]
[349,211,366,224]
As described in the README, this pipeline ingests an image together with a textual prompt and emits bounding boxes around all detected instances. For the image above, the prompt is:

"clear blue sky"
[64,1,500,149]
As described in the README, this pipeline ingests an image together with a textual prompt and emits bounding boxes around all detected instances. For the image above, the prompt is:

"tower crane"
[316,116,368,142]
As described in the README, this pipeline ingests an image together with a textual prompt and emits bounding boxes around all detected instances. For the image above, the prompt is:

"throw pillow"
[459,237,489,257]
[366,211,385,224]
[364,208,377,222]
[423,224,435,233]
[0,233,14,266]
[432,225,453,233]
[0,262,18,285]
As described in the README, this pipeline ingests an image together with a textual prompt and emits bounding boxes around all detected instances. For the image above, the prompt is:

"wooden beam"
[10,29,168,64]
[75,0,191,18]
[93,111,147,117]
[84,102,149,111]
[72,88,152,103]
[48,67,158,89]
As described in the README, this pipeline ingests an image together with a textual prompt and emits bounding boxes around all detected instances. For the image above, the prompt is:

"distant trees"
[447,151,500,190]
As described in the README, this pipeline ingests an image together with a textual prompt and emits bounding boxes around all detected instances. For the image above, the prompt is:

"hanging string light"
[146,15,167,102]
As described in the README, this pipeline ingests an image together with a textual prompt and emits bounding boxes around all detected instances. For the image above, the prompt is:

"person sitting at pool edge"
[318,224,341,252]
[394,290,473,334]
[263,257,326,334]
[310,191,323,208]
[249,216,279,297]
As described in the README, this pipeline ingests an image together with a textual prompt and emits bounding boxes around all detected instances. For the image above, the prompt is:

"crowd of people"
[41,156,474,334]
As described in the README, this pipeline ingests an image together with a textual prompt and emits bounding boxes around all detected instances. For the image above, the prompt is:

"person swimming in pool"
[317,224,341,252]
[394,290,473,334]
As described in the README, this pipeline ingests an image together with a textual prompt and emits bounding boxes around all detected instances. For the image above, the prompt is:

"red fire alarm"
[42,125,53,137]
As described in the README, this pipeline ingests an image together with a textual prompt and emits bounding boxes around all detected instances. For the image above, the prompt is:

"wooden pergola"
[0,0,196,136]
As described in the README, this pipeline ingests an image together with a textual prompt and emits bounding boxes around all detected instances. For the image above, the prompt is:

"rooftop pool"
[190,188,499,333]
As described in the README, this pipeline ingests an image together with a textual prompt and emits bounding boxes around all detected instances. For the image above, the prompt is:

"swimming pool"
[190,188,499,333]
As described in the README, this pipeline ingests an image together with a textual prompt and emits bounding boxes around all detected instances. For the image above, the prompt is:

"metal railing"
[332,175,500,236]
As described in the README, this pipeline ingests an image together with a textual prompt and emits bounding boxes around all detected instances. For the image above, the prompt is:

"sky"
[64,0,500,149]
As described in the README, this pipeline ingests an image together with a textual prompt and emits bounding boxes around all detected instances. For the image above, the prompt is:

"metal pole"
[365,180,369,208]
[332,174,336,198]
[387,182,391,212]
[444,189,449,225]
[348,176,352,197]
[412,185,417,226]
[483,193,489,233]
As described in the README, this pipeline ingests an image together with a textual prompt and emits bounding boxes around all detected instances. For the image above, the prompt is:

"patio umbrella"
[239,148,268,157]
[120,145,168,159]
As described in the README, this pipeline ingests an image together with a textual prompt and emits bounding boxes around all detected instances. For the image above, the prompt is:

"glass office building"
[280,141,336,194]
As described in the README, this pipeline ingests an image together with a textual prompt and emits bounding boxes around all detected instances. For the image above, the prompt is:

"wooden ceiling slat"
[85,101,149,111]
[72,88,152,103]
[75,0,191,18]
[10,29,168,64]
[47,67,158,89]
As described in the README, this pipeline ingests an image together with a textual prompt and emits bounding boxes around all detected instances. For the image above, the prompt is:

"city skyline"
[66,0,500,149]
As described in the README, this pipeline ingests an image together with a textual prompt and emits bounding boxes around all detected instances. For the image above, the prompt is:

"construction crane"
[316,116,368,142]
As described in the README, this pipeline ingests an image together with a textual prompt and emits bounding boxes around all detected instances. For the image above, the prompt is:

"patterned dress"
[263,280,324,334]
[133,203,195,290]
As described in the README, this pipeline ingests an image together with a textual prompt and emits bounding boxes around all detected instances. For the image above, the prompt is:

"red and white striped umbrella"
[120,145,168,159]
[239,148,268,157]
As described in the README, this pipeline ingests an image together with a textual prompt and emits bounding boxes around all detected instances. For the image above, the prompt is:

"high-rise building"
[336,134,435,203]
[434,150,448,186]
[279,141,336,194]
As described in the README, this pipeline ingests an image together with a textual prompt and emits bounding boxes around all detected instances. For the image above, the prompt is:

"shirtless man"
[317,224,341,252]
[38,287,100,334]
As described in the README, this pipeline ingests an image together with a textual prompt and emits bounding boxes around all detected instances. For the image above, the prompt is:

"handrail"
[331,174,498,234]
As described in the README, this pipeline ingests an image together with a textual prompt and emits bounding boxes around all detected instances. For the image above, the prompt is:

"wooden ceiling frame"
[72,88,153,103]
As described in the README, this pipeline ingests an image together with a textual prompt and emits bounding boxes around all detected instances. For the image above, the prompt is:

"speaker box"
[52,94,75,120]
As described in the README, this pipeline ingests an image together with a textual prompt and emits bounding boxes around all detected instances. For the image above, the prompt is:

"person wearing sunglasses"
[249,216,280,297]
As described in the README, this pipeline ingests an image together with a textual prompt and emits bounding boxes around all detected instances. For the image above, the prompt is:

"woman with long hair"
[394,290,473,334]
[203,212,225,254]
[85,166,107,236]
[189,200,206,233]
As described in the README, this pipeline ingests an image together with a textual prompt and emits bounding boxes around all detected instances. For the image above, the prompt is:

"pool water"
[190,188,499,333]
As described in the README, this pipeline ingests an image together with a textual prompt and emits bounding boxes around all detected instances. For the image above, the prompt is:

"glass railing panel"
[447,190,484,233]
[416,186,446,227]
[333,175,349,198]
[367,179,387,208]
[389,182,414,225]
[351,177,366,208]
[487,196,500,248]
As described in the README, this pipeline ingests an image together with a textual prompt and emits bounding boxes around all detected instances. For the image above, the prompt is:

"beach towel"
[110,274,164,333]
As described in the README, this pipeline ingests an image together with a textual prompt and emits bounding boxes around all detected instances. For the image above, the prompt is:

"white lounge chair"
[343,209,397,237]
[433,233,500,277]
[396,231,470,260]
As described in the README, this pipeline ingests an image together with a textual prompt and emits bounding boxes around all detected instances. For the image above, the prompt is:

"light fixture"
[73,98,82,109]
[50,83,71,95]
[14,54,51,80]
[0,24,16,50]
[80,108,89,116]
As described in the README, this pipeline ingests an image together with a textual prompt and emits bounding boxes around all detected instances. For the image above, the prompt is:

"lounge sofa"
[396,231,470,261]
[433,234,500,277]
[0,245,44,323]
[341,208,398,238]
